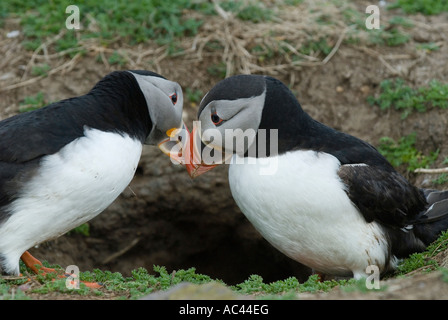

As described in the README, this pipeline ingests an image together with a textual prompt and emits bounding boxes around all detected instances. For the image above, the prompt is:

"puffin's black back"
[258,76,393,168]
[0,71,152,216]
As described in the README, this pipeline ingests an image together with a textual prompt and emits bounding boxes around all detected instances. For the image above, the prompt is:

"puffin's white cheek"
[201,127,223,149]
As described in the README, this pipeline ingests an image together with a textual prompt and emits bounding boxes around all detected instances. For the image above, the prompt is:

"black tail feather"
[414,189,448,246]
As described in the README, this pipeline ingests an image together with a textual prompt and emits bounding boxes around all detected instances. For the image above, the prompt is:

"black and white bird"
[0,70,186,278]
[186,74,448,279]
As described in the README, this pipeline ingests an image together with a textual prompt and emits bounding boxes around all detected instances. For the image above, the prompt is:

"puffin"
[0,70,187,282]
[184,74,448,279]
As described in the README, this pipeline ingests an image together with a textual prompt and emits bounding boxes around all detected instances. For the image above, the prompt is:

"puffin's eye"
[211,112,223,125]
[170,93,178,105]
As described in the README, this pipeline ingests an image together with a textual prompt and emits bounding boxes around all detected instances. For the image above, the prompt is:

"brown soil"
[1,0,448,299]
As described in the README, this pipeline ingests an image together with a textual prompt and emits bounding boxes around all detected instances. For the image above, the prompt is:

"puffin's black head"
[89,70,187,163]
[185,74,309,177]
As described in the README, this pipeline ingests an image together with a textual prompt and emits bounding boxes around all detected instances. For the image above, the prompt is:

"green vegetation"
[0,263,360,300]
[396,231,448,275]
[67,223,90,237]
[1,0,207,51]
[377,133,439,172]
[300,37,333,56]
[31,64,51,77]
[19,92,47,113]
[0,283,30,300]
[432,173,448,186]
[219,1,274,23]
[389,0,448,15]
[342,8,412,47]
[368,78,448,119]
[3,231,448,299]
[1,0,276,55]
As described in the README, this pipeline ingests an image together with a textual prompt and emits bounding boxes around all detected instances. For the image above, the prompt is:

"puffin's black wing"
[0,99,87,164]
[337,163,427,229]
[0,99,86,213]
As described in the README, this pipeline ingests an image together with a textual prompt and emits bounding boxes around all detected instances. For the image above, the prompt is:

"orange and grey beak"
[184,124,218,179]
[157,122,218,178]
[157,122,190,165]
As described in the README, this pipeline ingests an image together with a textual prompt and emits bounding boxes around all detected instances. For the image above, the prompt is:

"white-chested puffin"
[0,70,187,284]
[184,74,448,279]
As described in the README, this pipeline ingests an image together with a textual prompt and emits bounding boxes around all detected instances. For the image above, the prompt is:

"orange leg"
[20,251,102,289]
[20,251,59,274]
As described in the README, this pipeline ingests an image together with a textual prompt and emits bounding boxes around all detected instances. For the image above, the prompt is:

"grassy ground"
[1,231,447,300]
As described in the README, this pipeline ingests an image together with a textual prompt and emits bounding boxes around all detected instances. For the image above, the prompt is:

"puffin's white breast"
[0,127,142,267]
[228,150,391,278]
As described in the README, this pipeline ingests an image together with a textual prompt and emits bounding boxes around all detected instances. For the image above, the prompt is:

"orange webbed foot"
[20,251,102,289]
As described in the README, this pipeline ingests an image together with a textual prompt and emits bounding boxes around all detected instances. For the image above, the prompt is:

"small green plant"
[367,27,410,47]
[185,88,204,107]
[0,283,30,300]
[3,0,210,53]
[231,273,353,297]
[80,265,215,299]
[377,132,439,172]
[31,64,51,77]
[416,42,440,52]
[388,0,448,15]
[396,231,448,275]
[219,1,274,23]
[299,37,332,56]
[206,62,227,78]
[432,173,448,186]
[108,51,127,66]
[19,92,47,113]
[368,78,448,119]
[67,223,90,236]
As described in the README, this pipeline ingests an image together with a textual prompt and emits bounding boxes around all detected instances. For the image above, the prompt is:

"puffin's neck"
[85,72,153,143]
[252,77,319,157]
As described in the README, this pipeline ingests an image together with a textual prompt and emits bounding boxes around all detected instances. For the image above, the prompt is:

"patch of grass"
[0,283,30,300]
[67,223,90,236]
[368,78,448,119]
[416,42,440,52]
[185,88,204,108]
[2,0,208,52]
[206,62,227,78]
[432,173,448,186]
[231,273,354,298]
[79,265,215,299]
[388,0,448,15]
[367,26,410,47]
[341,7,412,47]
[219,1,274,23]
[108,51,127,67]
[19,92,47,113]
[396,231,448,275]
[377,132,439,172]
[299,37,333,57]
[31,64,51,77]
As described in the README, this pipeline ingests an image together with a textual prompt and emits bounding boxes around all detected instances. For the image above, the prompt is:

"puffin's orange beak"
[184,124,218,179]
[158,122,218,178]
[157,122,189,165]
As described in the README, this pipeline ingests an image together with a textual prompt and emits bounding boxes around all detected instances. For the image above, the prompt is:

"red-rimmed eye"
[170,93,178,105]
[211,112,223,125]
